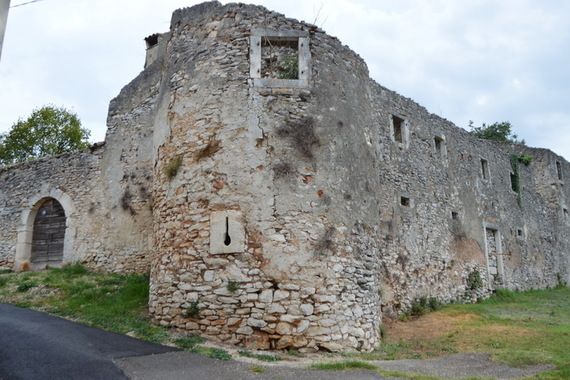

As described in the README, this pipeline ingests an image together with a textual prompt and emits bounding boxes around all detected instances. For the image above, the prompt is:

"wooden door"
[31,199,65,266]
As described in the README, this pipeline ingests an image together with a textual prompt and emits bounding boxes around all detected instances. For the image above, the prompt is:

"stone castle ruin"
[0,2,568,351]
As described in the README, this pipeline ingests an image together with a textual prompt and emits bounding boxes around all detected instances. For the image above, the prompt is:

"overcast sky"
[1,0,570,158]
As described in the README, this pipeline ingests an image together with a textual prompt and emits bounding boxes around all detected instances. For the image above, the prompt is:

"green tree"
[468,120,525,145]
[0,105,90,165]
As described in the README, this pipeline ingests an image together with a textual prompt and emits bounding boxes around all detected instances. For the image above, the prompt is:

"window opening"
[481,159,489,180]
[400,196,410,207]
[261,37,299,80]
[556,161,563,180]
[451,211,459,220]
[392,115,404,143]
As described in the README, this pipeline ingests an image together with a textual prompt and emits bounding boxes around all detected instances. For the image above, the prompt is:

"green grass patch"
[238,350,281,362]
[311,361,439,380]
[358,287,570,380]
[310,360,377,371]
[0,265,168,343]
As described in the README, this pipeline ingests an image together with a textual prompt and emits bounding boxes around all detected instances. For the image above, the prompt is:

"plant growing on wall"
[164,155,183,179]
[278,55,298,79]
[0,105,90,166]
[467,269,483,290]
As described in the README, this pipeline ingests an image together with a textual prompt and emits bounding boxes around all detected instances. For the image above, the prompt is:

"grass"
[238,350,281,362]
[0,264,168,343]
[349,286,570,380]
[175,336,231,361]
[311,360,439,380]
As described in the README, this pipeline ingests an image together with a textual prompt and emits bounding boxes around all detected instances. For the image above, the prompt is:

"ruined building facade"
[0,2,568,351]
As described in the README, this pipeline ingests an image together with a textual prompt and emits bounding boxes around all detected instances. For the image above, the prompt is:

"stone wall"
[0,0,568,353]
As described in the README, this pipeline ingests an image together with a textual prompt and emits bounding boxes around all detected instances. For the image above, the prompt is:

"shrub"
[277,55,298,79]
[17,281,37,292]
[226,281,239,293]
[467,269,483,290]
[184,301,200,318]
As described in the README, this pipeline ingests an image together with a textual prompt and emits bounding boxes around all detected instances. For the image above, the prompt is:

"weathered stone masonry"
[0,1,568,352]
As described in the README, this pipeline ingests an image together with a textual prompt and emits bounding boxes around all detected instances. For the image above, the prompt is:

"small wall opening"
[516,228,523,237]
[480,159,489,180]
[564,208,568,218]
[261,37,299,79]
[556,161,563,180]
[510,172,519,193]
[392,115,405,144]
[451,211,459,220]
[400,196,410,207]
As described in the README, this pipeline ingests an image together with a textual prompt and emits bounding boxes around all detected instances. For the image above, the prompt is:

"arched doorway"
[30,198,66,266]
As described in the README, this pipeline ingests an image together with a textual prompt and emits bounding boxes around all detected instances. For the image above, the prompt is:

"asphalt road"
[0,304,177,380]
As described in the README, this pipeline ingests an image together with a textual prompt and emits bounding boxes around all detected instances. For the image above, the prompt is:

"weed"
[250,365,265,374]
[310,360,377,371]
[16,281,37,292]
[0,269,12,274]
[226,281,239,293]
[0,277,7,287]
[467,269,483,290]
[174,335,205,350]
[184,301,200,318]
[195,138,221,162]
[276,117,319,159]
[408,296,441,317]
[164,155,183,179]
[239,350,280,362]
[277,54,298,79]
[193,346,232,361]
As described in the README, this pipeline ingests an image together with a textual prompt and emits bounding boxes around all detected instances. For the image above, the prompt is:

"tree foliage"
[468,120,525,145]
[0,106,90,166]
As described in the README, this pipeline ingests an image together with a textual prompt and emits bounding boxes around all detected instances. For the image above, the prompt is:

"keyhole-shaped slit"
[224,216,232,246]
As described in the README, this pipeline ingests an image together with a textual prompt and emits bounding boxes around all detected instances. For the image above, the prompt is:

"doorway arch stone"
[14,188,76,271]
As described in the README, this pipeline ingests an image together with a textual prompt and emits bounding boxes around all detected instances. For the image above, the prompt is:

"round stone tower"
[149,1,382,351]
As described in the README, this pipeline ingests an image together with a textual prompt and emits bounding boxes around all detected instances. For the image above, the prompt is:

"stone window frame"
[482,222,505,287]
[399,194,413,208]
[433,134,448,161]
[249,28,311,88]
[14,187,76,272]
[389,114,410,149]
[480,158,490,181]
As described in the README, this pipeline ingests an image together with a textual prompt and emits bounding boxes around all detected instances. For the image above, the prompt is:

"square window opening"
[480,159,489,180]
[517,229,523,237]
[261,37,299,80]
[556,161,563,180]
[451,211,459,220]
[400,196,410,207]
[392,115,404,143]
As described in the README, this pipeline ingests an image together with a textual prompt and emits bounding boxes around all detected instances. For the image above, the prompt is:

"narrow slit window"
[392,115,404,143]
[434,137,443,154]
[517,228,523,237]
[480,159,489,180]
[564,208,568,218]
[556,161,563,180]
[510,172,519,192]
